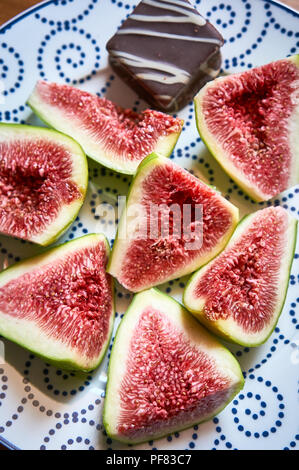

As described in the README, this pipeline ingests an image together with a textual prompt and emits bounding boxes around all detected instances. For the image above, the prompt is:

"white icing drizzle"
[144,0,202,13]
[156,94,172,100]
[131,0,206,26]
[160,0,197,8]
[130,14,205,25]
[112,50,190,85]
[117,28,223,45]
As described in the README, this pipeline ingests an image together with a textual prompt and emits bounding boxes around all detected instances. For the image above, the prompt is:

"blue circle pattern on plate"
[0,41,26,123]
[230,326,292,373]
[199,0,252,46]
[0,43,24,97]
[34,0,100,27]
[0,367,8,414]
[0,0,298,451]
[22,354,95,398]
[230,374,286,440]
[194,0,299,72]
[37,25,101,84]
[39,398,102,451]
[211,417,237,450]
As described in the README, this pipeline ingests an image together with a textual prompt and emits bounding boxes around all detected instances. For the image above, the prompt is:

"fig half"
[0,123,87,246]
[0,234,114,371]
[104,288,244,444]
[184,206,297,346]
[194,56,299,201]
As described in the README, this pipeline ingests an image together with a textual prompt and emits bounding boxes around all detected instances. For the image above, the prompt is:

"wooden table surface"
[0,0,298,452]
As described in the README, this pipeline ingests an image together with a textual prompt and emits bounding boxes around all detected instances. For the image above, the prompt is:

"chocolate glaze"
[106,0,224,112]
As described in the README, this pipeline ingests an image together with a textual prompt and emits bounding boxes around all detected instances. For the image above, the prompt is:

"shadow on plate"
[1,337,107,404]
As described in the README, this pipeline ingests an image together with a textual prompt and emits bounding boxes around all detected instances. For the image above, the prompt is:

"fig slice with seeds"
[108,153,239,292]
[27,80,183,175]
[103,288,244,444]
[194,55,299,201]
[184,206,297,347]
[0,234,114,371]
[0,123,87,246]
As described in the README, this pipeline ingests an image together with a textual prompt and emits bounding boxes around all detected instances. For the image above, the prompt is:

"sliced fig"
[184,206,297,347]
[104,288,244,444]
[108,153,239,292]
[27,81,183,175]
[0,234,114,371]
[0,123,87,246]
[194,55,299,202]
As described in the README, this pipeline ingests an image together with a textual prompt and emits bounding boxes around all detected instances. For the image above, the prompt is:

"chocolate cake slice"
[106,0,224,112]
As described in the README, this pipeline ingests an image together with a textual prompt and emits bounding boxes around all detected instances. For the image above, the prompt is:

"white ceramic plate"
[0,0,298,451]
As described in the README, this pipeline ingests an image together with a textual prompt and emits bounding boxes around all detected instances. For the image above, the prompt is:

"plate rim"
[0,434,20,450]
[0,0,298,35]
[0,0,298,452]
[0,0,52,35]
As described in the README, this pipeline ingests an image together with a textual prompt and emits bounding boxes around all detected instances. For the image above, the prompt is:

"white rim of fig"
[104,288,244,444]
[0,234,114,371]
[108,154,239,292]
[184,208,298,347]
